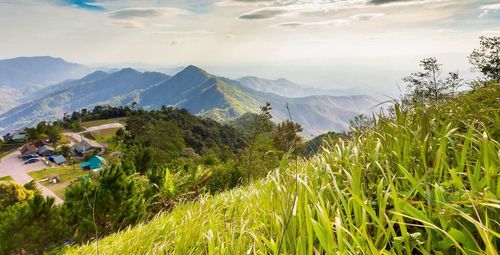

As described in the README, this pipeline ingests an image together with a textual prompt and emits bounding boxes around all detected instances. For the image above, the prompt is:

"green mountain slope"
[137,67,379,135]
[137,65,261,120]
[0,69,169,132]
[59,84,500,254]
[0,64,379,135]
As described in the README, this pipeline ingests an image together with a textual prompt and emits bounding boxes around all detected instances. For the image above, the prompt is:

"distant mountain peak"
[116,67,139,74]
[81,70,108,81]
[180,65,209,76]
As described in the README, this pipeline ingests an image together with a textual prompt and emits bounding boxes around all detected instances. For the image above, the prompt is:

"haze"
[1,0,499,93]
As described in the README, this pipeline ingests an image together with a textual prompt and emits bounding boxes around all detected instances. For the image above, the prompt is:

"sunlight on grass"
[60,84,500,254]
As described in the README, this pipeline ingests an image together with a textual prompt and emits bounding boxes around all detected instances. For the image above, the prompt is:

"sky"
[0,0,499,94]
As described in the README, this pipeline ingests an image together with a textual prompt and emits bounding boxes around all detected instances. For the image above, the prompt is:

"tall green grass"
[60,84,499,254]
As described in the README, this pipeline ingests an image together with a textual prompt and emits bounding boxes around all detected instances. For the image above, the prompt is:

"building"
[11,134,27,143]
[7,129,27,143]
[80,155,106,171]
[49,155,67,165]
[37,145,55,157]
[72,139,104,156]
[20,145,38,160]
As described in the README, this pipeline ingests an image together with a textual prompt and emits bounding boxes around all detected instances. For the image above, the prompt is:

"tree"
[47,124,63,144]
[64,164,150,243]
[0,181,35,210]
[272,120,304,154]
[0,195,68,255]
[469,36,500,82]
[349,114,373,133]
[403,57,462,104]
[243,103,276,179]
[59,145,72,157]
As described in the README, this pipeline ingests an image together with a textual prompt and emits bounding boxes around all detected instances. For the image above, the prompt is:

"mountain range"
[0,56,93,114]
[237,76,359,98]
[0,57,380,136]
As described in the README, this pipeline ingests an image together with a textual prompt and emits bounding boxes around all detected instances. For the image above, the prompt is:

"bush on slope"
[60,84,499,254]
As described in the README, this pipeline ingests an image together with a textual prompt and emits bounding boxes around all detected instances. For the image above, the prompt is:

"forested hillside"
[59,81,499,254]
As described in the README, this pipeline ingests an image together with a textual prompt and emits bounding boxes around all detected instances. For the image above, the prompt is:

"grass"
[80,117,127,129]
[0,143,21,158]
[29,166,89,198]
[60,84,500,254]
[86,128,120,144]
[0,176,13,181]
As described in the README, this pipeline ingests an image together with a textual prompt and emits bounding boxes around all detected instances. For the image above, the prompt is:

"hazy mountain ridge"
[237,76,359,98]
[0,63,380,135]
[0,68,169,132]
[0,56,92,90]
[0,56,94,114]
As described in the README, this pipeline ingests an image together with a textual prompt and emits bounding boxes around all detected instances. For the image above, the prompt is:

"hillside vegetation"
[60,84,499,254]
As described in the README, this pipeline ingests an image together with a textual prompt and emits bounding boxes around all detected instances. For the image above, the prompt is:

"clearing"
[80,117,127,128]
[28,166,89,198]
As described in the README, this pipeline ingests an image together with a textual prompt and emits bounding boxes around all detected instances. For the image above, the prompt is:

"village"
[0,122,124,203]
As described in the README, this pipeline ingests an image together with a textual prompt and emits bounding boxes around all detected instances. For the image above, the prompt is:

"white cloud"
[350,13,384,21]
[479,3,500,18]
[107,7,189,20]
[274,19,350,28]
[152,30,214,35]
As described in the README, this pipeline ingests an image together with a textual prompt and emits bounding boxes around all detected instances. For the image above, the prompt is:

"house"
[20,145,38,160]
[80,155,106,171]
[11,134,27,143]
[72,139,104,156]
[7,129,27,143]
[38,145,55,157]
[49,155,67,165]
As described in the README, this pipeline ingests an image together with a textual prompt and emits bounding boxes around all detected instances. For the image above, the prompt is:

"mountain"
[237,76,358,98]
[0,56,91,91]
[0,56,93,114]
[133,66,379,135]
[136,65,261,120]
[0,65,379,136]
[0,87,21,114]
[0,68,169,132]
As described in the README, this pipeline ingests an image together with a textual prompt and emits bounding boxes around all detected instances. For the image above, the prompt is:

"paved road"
[0,150,63,204]
[0,123,124,205]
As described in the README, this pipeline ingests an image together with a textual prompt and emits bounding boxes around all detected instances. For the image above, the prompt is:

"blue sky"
[0,0,499,93]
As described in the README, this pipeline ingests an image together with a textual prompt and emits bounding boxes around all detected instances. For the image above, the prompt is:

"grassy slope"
[86,128,120,144]
[61,85,499,254]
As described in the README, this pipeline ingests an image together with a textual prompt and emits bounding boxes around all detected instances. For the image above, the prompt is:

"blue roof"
[80,155,105,170]
[50,155,67,164]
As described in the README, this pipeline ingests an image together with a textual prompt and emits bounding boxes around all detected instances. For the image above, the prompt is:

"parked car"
[24,157,40,164]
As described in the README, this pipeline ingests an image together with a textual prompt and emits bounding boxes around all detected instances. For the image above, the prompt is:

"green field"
[28,166,89,198]
[80,117,127,128]
[86,127,120,144]
[0,176,13,181]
